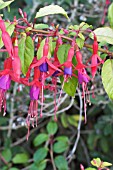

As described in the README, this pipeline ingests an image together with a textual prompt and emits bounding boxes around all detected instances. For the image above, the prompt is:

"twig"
[0,153,8,165]
[80,137,90,166]
[67,88,83,163]
[70,0,78,21]
[31,29,113,56]
[50,143,57,170]
[0,120,48,151]
[7,83,18,137]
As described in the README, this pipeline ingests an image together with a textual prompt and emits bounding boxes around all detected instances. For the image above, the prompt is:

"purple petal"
[30,85,40,100]
[64,67,72,75]
[39,62,48,72]
[0,74,11,90]
[78,71,89,84]
[52,70,59,77]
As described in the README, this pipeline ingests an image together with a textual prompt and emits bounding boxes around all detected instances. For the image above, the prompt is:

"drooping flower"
[86,35,104,80]
[91,35,104,80]
[0,74,11,115]
[0,55,21,115]
[31,38,61,118]
[31,38,61,73]
[26,84,40,140]
[22,65,41,140]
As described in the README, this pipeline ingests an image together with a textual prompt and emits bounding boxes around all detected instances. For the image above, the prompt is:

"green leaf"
[12,153,29,164]
[1,166,9,170]
[53,141,68,153]
[33,133,49,147]
[102,59,113,100]
[61,113,69,128]
[78,33,85,40]
[55,156,68,170]
[76,38,84,49]
[57,44,71,64]
[29,164,38,170]
[67,115,78,127]
[30,161,47,170]
[60,76,78,97]
[93,27,113,45]
[0,23,15,48]
[34,24,49,29]
[35,5,69,20]
[2,149,12,162]
[102,162,112,167]
[68,25,79,30]
[55,136,69,143]
[0,0,14,10]
[67,115,84,127]
[91,158,101,168]
[35,161,47,170]
[33,147,48,163]
[18,35,34,75]
[46,121,58,135]
[79,22,93,30]
[37,37,53,60]
[85,168,96,170]
[18,35,26,74]
[108,3,113,28]
[24,36,34,74]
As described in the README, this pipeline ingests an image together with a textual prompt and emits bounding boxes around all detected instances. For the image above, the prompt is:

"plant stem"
[50,143,57,170]
[0,153,8,165]
[31,28,113,57]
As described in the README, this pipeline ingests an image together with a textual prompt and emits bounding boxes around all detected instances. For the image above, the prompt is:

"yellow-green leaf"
[101,162,112,168]
[0,0,14,10]
[12,153,29,164]
[0,22,15,48]
[93,27,113,45]
[108,3,113,28]
[91,158,101,168]
[102,59,113,100]
[35,5,69,20]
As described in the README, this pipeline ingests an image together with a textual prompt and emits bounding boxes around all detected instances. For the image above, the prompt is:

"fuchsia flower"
[31,37,61,73]
[22,65,41,140]
[78,69,89,84]
[90,35,104,80]
[63,42,74,77]
[0,35,21,115]
[0,58,11,115]
[31,38,61,118]
[0,76,11,115]
[26,84,40,140]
